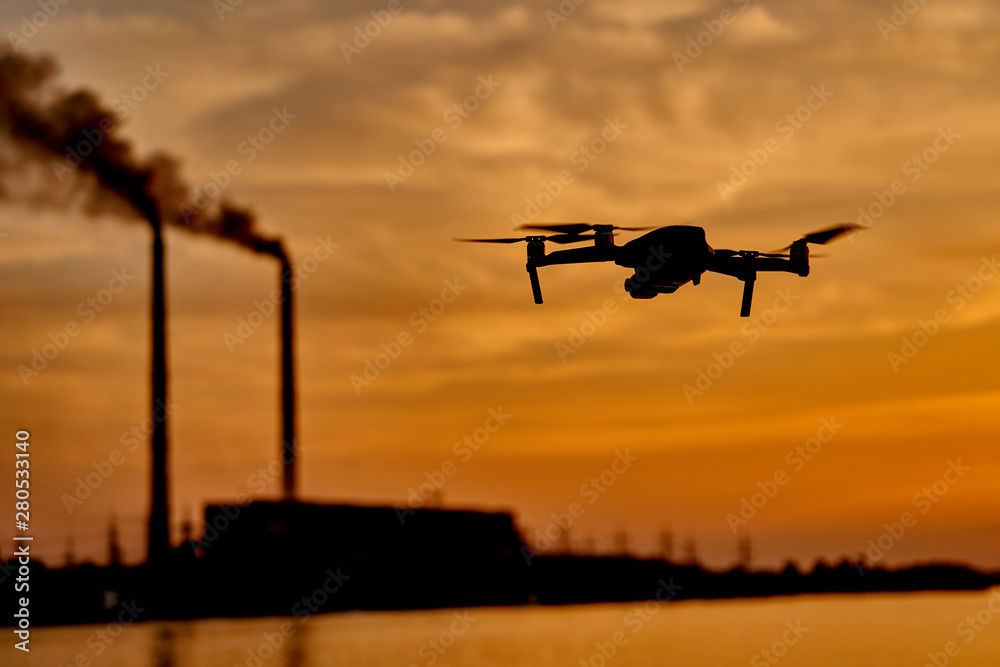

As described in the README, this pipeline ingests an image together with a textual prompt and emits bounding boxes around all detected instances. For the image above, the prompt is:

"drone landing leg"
[740,277,755,317]
[527,264,543,304]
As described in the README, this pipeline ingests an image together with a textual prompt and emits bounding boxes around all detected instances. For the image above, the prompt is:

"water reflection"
[285,620,306,667]
[141,617,306,667]
[153,625,177,667]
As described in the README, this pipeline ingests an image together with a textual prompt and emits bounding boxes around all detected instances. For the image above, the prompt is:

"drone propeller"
[716,224,859,258]
[453,233,596,245]
[516,222,656,235]
[769,223,861,253]
[759,251,832,259]
[801,224,861,245]
[453,237,526,244]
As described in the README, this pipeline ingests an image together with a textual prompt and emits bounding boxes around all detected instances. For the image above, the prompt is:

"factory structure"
[138,223,532,617]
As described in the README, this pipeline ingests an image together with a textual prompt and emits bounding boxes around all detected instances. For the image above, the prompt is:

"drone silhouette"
[455,223,859,317]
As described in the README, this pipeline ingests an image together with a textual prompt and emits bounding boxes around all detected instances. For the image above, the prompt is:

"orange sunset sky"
[1,0,998,571]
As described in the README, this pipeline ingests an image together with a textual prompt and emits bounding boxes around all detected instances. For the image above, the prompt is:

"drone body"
[456,223,858,317]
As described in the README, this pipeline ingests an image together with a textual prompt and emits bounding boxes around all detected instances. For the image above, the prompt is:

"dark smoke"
[0,49,284,259]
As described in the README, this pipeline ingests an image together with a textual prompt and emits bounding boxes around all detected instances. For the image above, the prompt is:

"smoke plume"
[0,49,284,259]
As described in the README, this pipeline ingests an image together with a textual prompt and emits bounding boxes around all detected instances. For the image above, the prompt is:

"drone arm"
[707,255,806,278]
[533,245,617,267]
[754,256,809,276]
[526,263,543,304]
[740,275,755,317]
[525,246,615,304]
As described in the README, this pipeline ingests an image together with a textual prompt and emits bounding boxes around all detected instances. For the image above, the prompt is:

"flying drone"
[455,223,859,317]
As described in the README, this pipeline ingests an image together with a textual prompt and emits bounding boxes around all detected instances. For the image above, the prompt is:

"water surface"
[10,589,1000,666]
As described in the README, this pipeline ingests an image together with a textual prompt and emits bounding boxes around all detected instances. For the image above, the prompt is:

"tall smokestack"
[253,239,297,499]
[149,218,170,565]
[280,254,296,499]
